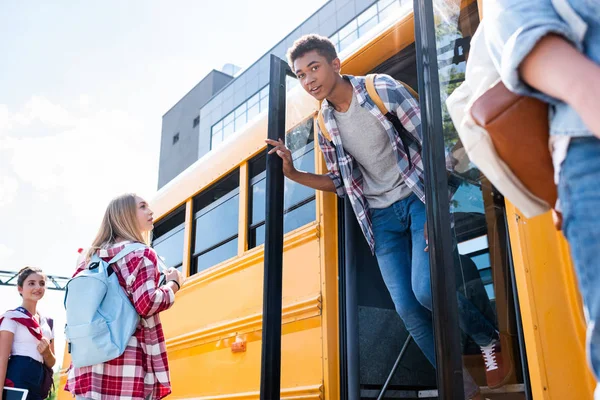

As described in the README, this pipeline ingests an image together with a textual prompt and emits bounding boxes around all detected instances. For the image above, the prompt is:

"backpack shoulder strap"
[366,74,389,115]
[317,110,332,143]
[46,317,54,342]
[365,74,420,115]
[156,255,168,273]
[108,243,147,265]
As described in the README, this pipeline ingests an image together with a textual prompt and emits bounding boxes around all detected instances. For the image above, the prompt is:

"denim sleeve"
[484,0,584,105]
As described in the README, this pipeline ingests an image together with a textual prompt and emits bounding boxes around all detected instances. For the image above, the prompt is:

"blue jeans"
[559,137,600,395]
[6,356,45,400]
[371,193,497,366]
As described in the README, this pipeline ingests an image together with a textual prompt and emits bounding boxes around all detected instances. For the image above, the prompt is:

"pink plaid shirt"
[65,241,175,400]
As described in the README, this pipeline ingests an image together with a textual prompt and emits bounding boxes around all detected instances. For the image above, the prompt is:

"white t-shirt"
[0,314,54,363]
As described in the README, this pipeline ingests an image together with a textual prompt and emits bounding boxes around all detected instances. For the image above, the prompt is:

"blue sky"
[0,0,327,366]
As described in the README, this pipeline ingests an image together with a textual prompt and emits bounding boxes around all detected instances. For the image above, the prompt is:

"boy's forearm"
[288,170,337,192]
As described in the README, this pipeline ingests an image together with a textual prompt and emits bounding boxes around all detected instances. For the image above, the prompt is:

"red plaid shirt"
[65,241,175,400]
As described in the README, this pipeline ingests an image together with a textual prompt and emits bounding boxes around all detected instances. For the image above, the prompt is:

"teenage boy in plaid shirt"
[266,34,505,399]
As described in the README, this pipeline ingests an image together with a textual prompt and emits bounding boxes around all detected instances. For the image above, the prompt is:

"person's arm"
[37,337,55,368]
[0,329,15,400]
[288,169,337,192]
[483,0,600,136]
[519,34,600,137]
[129,249,177,318]
[265,138,338,193]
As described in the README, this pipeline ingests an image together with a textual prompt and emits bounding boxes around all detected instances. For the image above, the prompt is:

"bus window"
[152,206,186,272]
[191,170,239,273]
[248,117,316,249]
[248,152,267,248]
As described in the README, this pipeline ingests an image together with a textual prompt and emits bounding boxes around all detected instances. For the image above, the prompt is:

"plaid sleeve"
[375,74,422,143]
[128,248,175,318]
[316,125,346,198]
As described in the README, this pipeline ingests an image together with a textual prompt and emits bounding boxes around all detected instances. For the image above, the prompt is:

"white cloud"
[3,100,156,206]
[0,174,18,207]
[0,244,14,261]
[0,96,159,277]
[0,96,76,141]
[79,94,91,110]
[0,105,11,135]
[15,96,74,128]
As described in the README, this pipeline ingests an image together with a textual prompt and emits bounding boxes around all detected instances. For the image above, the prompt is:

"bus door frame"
[413,1,466,398]
[260,54,296,400]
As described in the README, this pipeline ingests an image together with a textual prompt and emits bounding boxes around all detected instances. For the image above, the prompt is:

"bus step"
[419,384,527,399]
[360,388,433,399]
[362,384,525,399]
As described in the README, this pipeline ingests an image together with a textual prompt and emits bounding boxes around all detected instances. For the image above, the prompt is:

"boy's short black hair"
[286,34,338,68]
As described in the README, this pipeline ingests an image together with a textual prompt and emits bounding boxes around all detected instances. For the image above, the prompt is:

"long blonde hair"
[86,193,150,260]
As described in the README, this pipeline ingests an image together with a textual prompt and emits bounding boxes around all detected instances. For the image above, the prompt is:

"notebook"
[3,387,28,400]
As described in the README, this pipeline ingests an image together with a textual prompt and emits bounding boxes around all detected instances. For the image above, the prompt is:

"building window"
[191,170,239,274]
[330,0,402,54]
[172,132,180,144]
[152,206,186,272]
[193,116,200,128]
[248,117,316,249]
[210,85,270,150]
[206,0,404,153]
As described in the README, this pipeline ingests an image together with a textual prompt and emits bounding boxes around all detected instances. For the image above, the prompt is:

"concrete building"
[158,70,233,188]
[158,0,404,189]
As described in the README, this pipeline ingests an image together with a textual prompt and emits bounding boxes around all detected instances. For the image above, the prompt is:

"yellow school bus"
[58,1,595,399]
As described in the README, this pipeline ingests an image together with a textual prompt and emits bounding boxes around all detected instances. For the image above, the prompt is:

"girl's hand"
[165,268,184,287]
[37,337,51,355]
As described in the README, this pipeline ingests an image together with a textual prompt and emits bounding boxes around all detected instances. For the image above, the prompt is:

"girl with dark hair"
[0,267,56,400]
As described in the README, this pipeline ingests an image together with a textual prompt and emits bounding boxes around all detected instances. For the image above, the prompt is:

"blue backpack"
[64,243,146,368]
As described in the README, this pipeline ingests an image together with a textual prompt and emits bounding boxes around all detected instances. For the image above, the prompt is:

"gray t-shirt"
[333,92,412,209]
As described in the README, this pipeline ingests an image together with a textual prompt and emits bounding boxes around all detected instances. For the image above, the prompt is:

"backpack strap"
[47,317,54,343]
[365,74,421,171]
[365,74,419,114]
[104,243,147,278]
[317,110,332,143]
[108,243,147,265]
[156,256,168,273]
[318,75,418,144]
[365,74,388,115]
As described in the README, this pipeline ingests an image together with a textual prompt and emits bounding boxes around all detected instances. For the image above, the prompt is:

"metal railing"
[0,270,69,291]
